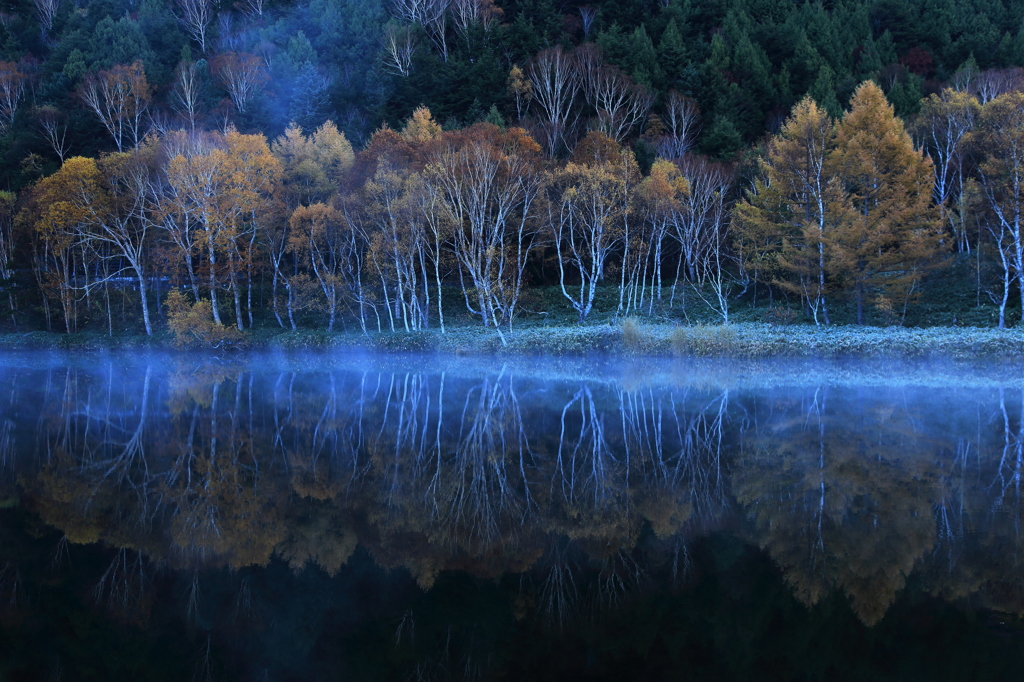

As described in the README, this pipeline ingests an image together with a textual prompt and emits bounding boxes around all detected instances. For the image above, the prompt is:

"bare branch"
[655,91,700,160]
[212,52,267,114]
[389,0,451,61]
[79,61,152,152]
[34,105,69,161]
[0,62,26,131]
[171,60,204,131]
[579,6,596,39]
[525,46,580,155]
[238,0,264,18]
[31,0,59,34]
[381,23,416,77]
[177,0,212,54]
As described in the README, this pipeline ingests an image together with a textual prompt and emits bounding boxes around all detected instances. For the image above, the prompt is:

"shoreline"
[1,322,1024,361]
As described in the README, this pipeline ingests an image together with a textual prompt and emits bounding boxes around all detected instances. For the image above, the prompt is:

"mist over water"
[1,353,1023,679]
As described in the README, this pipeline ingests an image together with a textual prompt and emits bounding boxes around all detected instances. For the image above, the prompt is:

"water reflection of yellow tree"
[734,386,941,625]
[166,371,286,570]
[22,365,736,614]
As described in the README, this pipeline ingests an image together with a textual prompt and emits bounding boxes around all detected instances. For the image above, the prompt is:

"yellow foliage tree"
[164,289,243,349]
[272,120,355,206]
[829,82,944,324]
[735,98,852,324]
[401,106,442,143]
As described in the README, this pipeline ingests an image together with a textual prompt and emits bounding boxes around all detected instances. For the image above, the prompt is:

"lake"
[0,353,1022,680]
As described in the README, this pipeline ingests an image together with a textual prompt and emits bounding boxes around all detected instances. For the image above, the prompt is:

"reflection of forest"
[1,357,1023,628]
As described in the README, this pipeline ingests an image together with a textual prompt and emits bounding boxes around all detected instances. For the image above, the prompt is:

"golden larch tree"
[735,97,852,325]
[829,81,943,325]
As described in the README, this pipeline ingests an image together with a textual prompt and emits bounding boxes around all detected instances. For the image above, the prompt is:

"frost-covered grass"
[2,321,1024,361]
[265,321,1024,361]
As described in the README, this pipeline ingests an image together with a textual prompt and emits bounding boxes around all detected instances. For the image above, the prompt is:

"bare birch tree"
[83,152,158,335]
[171,59,204,131]
[31,0,60,35]
[240,0,264,17]
[178,0,213,53]
[0,191,14,326]
[390,0,451,61]
[451,0,500,45]
[0,62,25,131]
[681,159,733,323]
[582,64,652,143]
[914,89,981,252]
[655,91,700,160]
[973,67,1024,104]
[974,92,1024,326]
[426,125,544,340]
[578,6,596,39]
[381,23,416,77]
[212,52,267,114]
[79,61,152,152]
[526,46,579,156]
[548,150,636,322]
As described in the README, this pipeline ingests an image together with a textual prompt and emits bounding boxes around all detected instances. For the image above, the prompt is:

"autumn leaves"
[10,79,1024,338]
[736,82,942,326]
[739,81,1024,328]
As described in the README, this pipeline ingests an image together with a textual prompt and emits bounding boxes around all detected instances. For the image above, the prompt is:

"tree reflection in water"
[1,355,1024,679]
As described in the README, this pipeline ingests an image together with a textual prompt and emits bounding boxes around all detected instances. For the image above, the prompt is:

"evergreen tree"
[657,19,688,88]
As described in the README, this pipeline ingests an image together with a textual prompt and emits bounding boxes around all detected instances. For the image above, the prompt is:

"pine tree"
[289,62,332,132]
[808,65,842,118]
[657,19,688,87]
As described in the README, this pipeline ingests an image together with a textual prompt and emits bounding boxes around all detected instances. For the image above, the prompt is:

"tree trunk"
[138,272,152,336]
[856,281,864,325]
[208,232,221,325]
[230,250,243,331]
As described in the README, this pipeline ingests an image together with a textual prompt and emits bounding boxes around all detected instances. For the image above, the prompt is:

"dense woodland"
[1,0,1024,336]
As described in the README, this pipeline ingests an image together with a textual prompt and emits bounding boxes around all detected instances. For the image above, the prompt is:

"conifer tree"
[735,98,851,324]
[402,106,443,143]
[829,82,943,324]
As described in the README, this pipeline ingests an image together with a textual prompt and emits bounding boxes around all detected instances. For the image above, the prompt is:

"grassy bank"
[2,321,1024,360]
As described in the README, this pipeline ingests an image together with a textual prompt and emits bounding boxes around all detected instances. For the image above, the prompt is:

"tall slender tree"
[972,92,1024,327]
[735,98,850,325]
[829,82,943,324]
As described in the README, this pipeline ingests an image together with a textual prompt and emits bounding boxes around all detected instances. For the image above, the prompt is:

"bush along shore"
[3,321,1024,361]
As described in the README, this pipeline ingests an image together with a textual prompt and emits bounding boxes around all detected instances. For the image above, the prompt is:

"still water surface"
[0,353,1023,680]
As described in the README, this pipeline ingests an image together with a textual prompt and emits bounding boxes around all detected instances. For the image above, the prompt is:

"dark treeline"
[1,0,1024,335]
[1,0,1023,162]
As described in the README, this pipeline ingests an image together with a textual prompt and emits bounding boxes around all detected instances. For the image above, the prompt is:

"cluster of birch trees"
[7,99,733,338]
[4,75,1024,335]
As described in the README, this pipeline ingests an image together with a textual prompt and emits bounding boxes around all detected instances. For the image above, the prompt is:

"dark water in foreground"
[1,353,1023,681]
